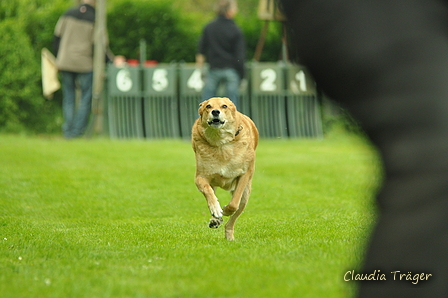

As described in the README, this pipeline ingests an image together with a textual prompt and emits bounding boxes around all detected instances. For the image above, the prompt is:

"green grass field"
[0,131,380,298]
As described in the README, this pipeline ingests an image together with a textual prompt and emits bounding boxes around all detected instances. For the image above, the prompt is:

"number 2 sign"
[260,68,277,92]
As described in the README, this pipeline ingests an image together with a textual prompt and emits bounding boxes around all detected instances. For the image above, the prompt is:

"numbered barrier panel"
[143,64,180,138]
[105,62,324,140]
[250,62,288,138]
[286,65,323,138]
[179,64,204,138]
[107,66,144,139]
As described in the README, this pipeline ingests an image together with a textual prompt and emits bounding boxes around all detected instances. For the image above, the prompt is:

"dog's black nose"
[211,109,220,117]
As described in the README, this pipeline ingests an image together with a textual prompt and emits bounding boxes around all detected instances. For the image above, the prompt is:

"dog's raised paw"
[222,205,237,216]
[209,217,223,229]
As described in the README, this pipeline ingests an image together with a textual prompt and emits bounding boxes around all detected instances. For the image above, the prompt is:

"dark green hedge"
[0,19,55,133]
[107,0,282,63]
[108,1,198,62]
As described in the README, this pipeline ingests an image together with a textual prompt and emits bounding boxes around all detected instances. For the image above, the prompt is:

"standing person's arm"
[196,53,206,69]
[234,30,245,80]
[196,27,207,69]
[53,16,65,57]
[196,28,208,83]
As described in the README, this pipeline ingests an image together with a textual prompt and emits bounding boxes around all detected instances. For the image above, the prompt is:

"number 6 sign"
[116,69,133,92]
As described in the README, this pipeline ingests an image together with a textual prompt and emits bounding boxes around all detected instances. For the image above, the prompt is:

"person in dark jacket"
[279,0,448,297]
[196,0,245,108]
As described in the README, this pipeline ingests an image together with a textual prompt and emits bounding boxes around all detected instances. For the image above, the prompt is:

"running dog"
[192,97,258,240]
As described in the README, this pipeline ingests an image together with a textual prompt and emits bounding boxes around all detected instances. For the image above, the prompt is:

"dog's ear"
[198,101,205,115]
[223,97,237,113]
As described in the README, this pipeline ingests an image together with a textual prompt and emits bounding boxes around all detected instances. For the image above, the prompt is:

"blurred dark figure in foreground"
[279,0,448,297]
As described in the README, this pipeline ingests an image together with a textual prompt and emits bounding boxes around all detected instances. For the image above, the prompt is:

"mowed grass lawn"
[0,132,380,298]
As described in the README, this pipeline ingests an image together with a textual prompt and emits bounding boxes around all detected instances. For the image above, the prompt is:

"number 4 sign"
[187,69,204,92]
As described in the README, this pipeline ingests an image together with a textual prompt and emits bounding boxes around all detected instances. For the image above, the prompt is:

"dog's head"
[198,97,237,129]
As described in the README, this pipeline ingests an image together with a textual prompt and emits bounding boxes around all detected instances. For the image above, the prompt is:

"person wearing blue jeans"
[196,0,245,108]
[53,0,100,138]
[60,71,93,138]
[202,68,240,108]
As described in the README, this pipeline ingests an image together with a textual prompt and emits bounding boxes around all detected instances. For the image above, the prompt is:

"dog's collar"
[235,125,243,137]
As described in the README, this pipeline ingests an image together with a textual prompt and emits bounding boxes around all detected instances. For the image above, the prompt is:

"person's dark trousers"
[60,71,93,138]
[279,0,448,297]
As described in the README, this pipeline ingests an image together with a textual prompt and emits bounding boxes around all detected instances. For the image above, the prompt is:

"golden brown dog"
[192,97,258,240]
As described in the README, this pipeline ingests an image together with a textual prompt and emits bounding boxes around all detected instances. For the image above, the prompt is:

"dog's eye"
[222,105,228,109]
[206,104,212,109]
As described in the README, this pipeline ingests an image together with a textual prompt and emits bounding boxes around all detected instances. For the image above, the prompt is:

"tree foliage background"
[0,0,283,134]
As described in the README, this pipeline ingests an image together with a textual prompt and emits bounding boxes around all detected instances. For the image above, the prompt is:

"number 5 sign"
[144,65,176,95]
[152,69,169,92]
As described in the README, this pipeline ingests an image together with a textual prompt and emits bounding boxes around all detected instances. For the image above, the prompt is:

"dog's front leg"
[223,165,253,216]
[195,176,223,228]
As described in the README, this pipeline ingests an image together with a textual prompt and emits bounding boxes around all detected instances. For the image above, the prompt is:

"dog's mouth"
[208,118,225,126]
